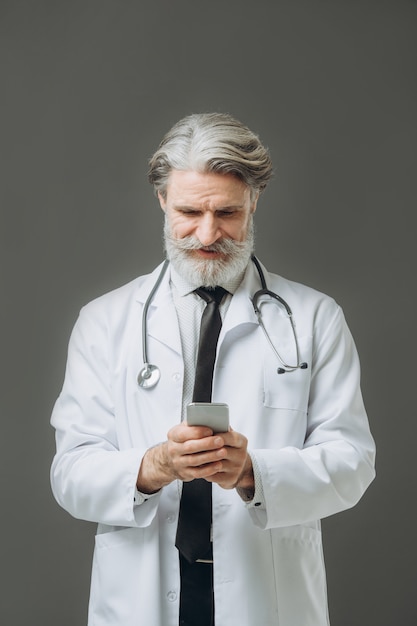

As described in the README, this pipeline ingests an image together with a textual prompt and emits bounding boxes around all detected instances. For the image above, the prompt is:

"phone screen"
[186,402,229,433]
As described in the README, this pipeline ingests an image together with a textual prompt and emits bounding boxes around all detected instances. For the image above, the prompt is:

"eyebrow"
[174,205,245,211]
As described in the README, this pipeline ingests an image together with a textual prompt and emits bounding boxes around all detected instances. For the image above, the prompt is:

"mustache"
[164,233,248,255]
[163,216,255,288]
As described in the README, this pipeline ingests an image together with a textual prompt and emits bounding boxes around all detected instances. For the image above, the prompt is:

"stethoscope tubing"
[137,256,307,388]
[137,259,169,388]
[250,257,307,373]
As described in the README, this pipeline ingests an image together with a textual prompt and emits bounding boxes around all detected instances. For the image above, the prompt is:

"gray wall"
[2,1,416,624]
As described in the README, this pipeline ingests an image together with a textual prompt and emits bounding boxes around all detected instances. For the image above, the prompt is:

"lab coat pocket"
[263,335,312,411]
[270,523,329,626]
[89,525,161,625]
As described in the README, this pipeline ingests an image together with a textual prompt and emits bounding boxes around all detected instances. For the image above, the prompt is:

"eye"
[218,210,236,217]
[178,208,201,216]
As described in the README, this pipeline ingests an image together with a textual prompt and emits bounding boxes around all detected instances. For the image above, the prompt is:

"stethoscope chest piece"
[137,364,161,389]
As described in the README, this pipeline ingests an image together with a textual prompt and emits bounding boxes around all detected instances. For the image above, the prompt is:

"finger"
[204,449,250,488]
[181,435,225,456]
[183,445,228,468]
[168,424,213,443]
[219,430,247,450]
[166,436,226,477]
[183,461,225,481]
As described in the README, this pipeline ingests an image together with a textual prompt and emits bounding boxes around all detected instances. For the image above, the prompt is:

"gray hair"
[148,112,273,199]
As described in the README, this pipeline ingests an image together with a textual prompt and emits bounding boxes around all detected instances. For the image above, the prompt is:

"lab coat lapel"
[135,263,182,357]
[134,259,265,355]
[220,259,261,338]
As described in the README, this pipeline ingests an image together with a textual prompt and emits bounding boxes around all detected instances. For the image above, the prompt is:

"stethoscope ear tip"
[277,362,308,375]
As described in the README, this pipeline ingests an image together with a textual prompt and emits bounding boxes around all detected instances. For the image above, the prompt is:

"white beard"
[163,217,255,288]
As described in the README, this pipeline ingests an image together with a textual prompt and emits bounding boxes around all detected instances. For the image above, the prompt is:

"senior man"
[51,112,375,626]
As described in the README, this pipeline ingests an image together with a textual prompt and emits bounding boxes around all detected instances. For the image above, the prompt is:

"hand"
[165,422,230,482]
[204,428,254,491]
[137,423,254,494]
[136,422,226,493]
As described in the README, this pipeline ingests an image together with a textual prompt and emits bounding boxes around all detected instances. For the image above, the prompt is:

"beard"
[163,217,255,288]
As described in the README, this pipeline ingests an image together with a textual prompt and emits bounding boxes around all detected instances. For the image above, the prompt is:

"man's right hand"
[136,423,227,494]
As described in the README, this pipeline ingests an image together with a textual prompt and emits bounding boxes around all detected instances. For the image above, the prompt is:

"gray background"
[1,1,416,624]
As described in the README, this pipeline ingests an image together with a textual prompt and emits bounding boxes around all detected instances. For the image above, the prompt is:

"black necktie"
[175,286,227,564]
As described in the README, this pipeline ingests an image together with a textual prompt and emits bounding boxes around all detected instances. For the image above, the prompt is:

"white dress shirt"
[135,263,265,507]
[169,264,265,508]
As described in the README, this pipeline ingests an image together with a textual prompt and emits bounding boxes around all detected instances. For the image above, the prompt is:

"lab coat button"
[166,514,175,523]
[172,372,181,382]
[167,591,177,602]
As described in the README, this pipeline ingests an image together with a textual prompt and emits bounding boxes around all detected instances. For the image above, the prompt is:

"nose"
[196,213,221,246]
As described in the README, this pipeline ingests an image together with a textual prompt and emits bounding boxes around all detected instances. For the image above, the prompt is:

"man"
[51,112,375,626]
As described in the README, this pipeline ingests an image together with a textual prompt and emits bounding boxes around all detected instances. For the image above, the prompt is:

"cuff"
[133,487,160,507]
[243,451,265,510]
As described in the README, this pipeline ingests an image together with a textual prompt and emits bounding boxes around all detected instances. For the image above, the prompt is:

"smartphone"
[186,402,229,433]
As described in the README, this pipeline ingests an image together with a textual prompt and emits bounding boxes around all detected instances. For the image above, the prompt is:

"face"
[159,170,258,287]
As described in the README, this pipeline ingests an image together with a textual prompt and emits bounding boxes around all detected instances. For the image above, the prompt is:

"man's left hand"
[205,428,254,491]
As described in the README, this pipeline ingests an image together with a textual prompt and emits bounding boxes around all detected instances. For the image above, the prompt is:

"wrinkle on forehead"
[165,170,252,211]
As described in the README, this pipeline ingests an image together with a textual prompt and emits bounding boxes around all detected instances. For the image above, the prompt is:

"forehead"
[165,170,251,207]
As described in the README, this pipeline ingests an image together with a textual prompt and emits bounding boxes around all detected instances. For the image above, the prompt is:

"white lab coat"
[51,260,375,626]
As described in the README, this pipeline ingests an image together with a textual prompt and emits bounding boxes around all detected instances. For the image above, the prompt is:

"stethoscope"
[137,256,308,389]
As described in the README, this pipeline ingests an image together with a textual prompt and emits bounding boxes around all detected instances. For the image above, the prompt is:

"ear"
[158,191,166,211]
[250,192,259,214]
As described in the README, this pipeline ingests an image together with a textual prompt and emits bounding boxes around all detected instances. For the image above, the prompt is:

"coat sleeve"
[248,303,376,529]
[50,304,161,527]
